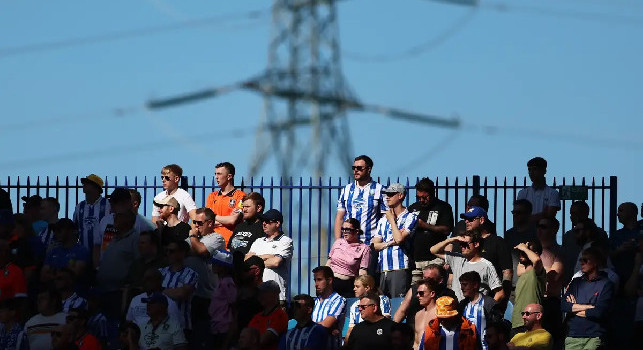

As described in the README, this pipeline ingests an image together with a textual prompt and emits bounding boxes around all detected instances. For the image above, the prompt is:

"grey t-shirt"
[185,232,225,298]
[96,228,140,292]
[445,252,502,301]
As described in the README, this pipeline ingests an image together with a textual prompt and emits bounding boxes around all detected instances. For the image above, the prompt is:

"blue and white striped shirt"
[159,266,198,330]
[418,327,460,350]
[337,181,387,244]
[374,209,418,272]
[348,295,391,327]
[38,225,56,250]
[463,296,487,350]
[73,197,110,252]
[312,292,346,324]
[62,293,88,313]
[279,322,329,350]
[87,313,108,341]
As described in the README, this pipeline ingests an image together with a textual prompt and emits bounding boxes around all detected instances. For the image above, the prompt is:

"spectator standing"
[73,174,110,254]
[408,178,454,283]
[334,155,387,244]
[152,164,197,224]
[461,207,513,301]
[208,250,237,350]
[504,200,536,288]
[279,294,330,350]
[413,279,438,349]
[420,296,478,350]
[561,247,614,350]
[346,275,392,340]
[38,197,61,251]
[247,281,289,350]
[511,242,545,336]
[458,272,502,350]
[124,230,166,297]
[343,292,395,350]
[516,157,560,223]
[431,230,504,302]
[371,183,418,297]
[561,201,590,284]
[311,266,346,349]
[326,218,370,297]
[228,193,265,263]
[610,202,639,285]
[205,162,245,246]
[535,217,564,347]
[138,293,188,350]
[24,288,67,350]
[154,196,191,247]
[507,304,552,350]
[246,209,293,302]
[41,218,90,283]
[159,240,198,331]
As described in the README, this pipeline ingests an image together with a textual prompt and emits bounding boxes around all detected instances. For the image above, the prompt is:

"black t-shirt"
[344,317,395,350]
[481,234,512,279]
[228,219,265,255]
[408,198,454,262]
[159,222,191,247]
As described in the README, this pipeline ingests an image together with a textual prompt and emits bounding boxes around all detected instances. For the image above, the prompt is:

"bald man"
[507,304,551,350]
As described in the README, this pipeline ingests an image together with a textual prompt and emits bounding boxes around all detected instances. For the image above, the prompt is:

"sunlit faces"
[352,160,371,181]
[215,166,233,187]
[353,280,369,298]
[416,284,435,306]
[464,216,482,231]
[160,169,179,190]
[313,272,331,295]
[242,199,260,220]
[340,222,359,242]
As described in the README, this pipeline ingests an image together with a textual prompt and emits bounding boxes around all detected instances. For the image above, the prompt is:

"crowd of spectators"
[0,156,641,350]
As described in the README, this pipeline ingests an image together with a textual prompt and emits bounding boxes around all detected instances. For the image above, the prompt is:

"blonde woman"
[345,275,391,341]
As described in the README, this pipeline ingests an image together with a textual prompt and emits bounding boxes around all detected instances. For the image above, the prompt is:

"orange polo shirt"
[205,188,245,246]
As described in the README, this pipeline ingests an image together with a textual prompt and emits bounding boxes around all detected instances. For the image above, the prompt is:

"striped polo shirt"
[312,292,346,324]
[337,181,387,244]
[463,295,487,350]
[159,266,198,330]
[373,209,418,272]
[73,197,110,252]
[62,293,87,313]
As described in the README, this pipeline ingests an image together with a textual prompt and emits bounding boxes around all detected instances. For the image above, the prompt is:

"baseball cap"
[107,188,131,203]
[259,209,283,223]
[211,249,233,267]
[460,206,488,220]
[21,195,42,207]
[141,292,168,305]
[258,280,281,294]
[154,196,179,209]
[383,183,405,195]
[80,174,104,191]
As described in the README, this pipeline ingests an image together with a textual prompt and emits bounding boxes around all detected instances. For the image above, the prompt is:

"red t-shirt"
[75,332,102,350]
[0,263,27,300]
[248,306,288,350]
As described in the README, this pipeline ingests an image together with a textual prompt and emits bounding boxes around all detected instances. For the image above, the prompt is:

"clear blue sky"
[1,0,641,230]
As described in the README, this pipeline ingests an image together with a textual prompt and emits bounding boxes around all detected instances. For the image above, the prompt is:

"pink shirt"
[328,239,370,277]
[209,276,237,334]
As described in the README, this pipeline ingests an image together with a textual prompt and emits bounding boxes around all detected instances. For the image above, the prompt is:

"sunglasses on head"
[521,311,540,317]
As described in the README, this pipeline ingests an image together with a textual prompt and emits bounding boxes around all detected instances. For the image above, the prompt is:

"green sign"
[559,186,588,200]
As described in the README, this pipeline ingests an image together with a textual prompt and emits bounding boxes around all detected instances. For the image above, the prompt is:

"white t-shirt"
[248,233,293,301]
[138,317,187,350]
[516,184,560,215]
[152,188,197,223]
[24,312,66,350]
[126,292,183,329]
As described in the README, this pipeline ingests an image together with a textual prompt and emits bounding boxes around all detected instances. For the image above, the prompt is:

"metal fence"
[1,175,617,298]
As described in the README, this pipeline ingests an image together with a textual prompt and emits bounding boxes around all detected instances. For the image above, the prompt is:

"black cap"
[259,209,283,223]
[244,255,265,271]
[53,218,76,231]
[107,187,131,203]
[21,195,42,207]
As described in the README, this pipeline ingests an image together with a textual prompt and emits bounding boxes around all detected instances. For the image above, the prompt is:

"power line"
[0,8,269,58]
[343,7,478,63]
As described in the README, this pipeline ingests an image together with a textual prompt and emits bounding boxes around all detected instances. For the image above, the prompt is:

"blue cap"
[259,209,283,223]
[460,206,488,219]
[141,292,168,306]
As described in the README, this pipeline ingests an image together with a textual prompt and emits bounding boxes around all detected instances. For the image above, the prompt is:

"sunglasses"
[416,290,427,297]
[357,303,376,310]
[464,217,480,222]
[160,175,173,181]
[352,166,366,171]
[521,311,541,317]
[341,227,358,233]
[263,220,279,224]
[193,220,210,226]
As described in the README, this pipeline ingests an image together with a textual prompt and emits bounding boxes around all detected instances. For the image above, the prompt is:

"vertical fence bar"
[307,177,313,296]
[609,176,617,235]
[297,177,303,296]
[472,175,480,195]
